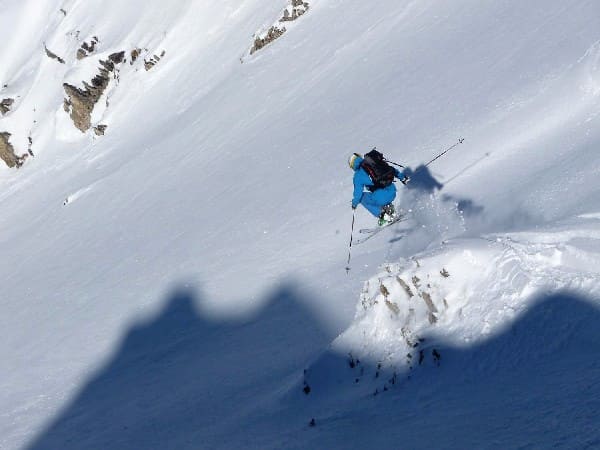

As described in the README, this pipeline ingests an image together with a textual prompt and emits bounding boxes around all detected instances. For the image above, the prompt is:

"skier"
[349,150,409,226]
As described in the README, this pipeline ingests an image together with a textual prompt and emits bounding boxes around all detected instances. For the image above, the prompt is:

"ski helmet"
[348,153,361,170]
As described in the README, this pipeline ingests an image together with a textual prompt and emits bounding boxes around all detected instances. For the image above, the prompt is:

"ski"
[355,216,409,244]
[359,215,408,234]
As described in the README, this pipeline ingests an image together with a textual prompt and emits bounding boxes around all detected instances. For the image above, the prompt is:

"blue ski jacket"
[351,156,404,210]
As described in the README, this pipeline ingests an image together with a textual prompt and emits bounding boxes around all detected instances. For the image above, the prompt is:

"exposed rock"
[63,52,125,132]
[130,48,142,65]
[250,26,286,55]
[108,51,125,64]
[60,8,67,16]
[44,44,65,64]
[0,132,28,168]
[385,299,400,315]
[249,1,309,55]
[0,98,14,115]
[396,276,414,297]
[27,135,34,156]
[280,0,309,22]
[144,50,165,71]
[93,124,107,136]
[77,37,99,60]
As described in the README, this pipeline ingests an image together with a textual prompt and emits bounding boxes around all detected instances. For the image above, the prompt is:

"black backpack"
[361,148,395,191]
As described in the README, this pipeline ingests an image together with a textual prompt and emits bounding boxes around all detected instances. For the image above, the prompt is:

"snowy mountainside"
[1,0,600,449]
[335,215,600,371]
[296,215,600,448]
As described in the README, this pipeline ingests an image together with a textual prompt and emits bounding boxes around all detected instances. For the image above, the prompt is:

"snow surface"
[1,0,600,449]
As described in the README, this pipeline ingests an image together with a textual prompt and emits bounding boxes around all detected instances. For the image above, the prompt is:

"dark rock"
[250,26,286,55]
[432,349,441,365]
[144,51,165,71]
[77,37,99,60]
[109,51,125,64]
[93,124,108,136]
[280,1,309,22]
[63,54,124,132]
[130,48,142,65]
[0,98,14,115]
[0,132,28,168]
[44,44,65,64]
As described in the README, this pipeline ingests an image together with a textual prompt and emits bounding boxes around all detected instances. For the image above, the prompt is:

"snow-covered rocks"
[0,131,27,168]
[335,217,600,376]
[144,50,166,71]
[0,98,14,115]
[63,51,125,132]
[249,1,310,55]
[76,36,99,60]
[43,43,65,64]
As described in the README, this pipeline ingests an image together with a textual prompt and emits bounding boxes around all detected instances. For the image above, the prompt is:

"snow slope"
[1,0,600,448]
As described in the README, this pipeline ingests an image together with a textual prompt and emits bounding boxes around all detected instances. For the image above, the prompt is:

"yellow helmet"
[348,153,362,170]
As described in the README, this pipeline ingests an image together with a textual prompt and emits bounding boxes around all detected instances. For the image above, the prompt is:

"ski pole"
[384,159,405,169]
[345,209,356,273]
[423,138,464,168]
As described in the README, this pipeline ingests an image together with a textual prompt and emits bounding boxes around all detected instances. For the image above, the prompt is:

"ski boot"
[378,204,396,226]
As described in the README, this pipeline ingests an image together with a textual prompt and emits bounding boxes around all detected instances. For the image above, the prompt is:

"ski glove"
[400,175,410,185]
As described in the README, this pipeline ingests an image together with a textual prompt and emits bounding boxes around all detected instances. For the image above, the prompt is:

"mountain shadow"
[295,291,600,450]
[27,283,333,450]
[27,288,600,449]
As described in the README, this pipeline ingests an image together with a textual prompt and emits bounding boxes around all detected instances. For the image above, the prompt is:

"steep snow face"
[1,0,600,448]
[337,216,600,369]
[297,216,600,449]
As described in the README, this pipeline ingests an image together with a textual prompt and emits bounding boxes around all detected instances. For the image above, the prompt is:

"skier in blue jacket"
[349,152,409,226]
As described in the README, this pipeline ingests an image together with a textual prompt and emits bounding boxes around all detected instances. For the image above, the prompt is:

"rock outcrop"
[250,27,287,55]
[63,51,125,132]
[77,36,99,60]
[44,44,65,64]
[130,48,142,65]
[0,132,27,168]
[93,124,107,136]
[280,0,309,22]
[0,98,14,115]
[144,50,166,71]
[249,1,309,55]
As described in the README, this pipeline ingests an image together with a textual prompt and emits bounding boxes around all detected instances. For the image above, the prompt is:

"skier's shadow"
[402,165,484,217]
[402,165,444,194]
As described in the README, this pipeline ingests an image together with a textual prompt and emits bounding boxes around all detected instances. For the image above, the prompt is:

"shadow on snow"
[300,291,600,450]
[28,288,600,449]
[403,164,484,217]
[27,283,333,450]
